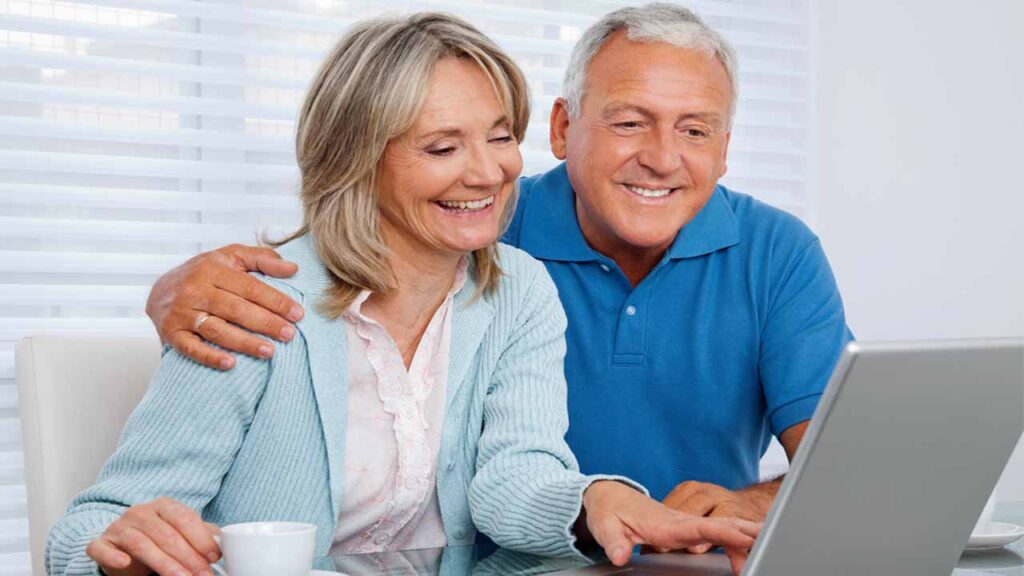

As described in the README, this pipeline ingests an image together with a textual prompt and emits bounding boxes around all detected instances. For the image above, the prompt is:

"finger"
[687,543,714,554]
[107,525,192,576]
[195,313,276,360]
[671,492,718,517]
[649,516,753,553]
[737,519,762,538]
[168,330,235,371]
[204,289,296,345]
[693,505,744,552]
[212,271,303,326]
[694,518,757,550]
[156,498,220,564]
[254,253,299,279]
[708,502,760,523]
[663,482,703,509]
[225,245,298,279]
[725,546,750,576]
[86,537,132,571]
[591,518,635,567]
[128,508,211,576]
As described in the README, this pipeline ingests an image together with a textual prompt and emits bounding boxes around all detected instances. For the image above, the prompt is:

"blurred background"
[0,1,1021,573]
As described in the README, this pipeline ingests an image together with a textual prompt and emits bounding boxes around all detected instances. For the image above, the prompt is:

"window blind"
[0,1,809,572]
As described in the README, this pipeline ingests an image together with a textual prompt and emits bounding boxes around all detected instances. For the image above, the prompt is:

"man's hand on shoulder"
[146,243,303,370]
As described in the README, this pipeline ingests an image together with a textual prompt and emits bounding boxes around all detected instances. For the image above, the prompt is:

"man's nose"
[636,130,683,176]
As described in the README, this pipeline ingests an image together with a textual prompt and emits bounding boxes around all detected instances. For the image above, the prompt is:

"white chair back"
[16,335,161,576]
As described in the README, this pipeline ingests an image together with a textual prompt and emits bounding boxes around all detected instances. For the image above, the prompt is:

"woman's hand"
[86,497,221,576]
[581,481,761,575]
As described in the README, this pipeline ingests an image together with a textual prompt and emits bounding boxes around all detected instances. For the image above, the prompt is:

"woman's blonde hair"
[274,12,530,318]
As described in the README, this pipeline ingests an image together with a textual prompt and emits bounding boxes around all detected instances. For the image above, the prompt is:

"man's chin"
[611,225,680,253]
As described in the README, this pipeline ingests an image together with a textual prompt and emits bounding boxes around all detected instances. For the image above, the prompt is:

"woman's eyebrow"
[417,115,511,142]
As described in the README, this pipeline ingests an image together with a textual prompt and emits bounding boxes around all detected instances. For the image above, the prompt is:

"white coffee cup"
[211,521,316,576]
[972,489,998,535]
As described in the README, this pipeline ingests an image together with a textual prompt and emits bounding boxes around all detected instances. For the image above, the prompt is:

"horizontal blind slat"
[0,81,298,121]
[0,116,293,152]
[0,216,292,244]
[0,317,155,341]
[0,184,300,211]
[1,285,150,306]
[0,13,327,60]
[0,250,190,274]
[0,150,299,182]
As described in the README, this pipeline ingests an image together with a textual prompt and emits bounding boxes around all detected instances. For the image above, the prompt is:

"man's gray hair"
[562,3,739,122]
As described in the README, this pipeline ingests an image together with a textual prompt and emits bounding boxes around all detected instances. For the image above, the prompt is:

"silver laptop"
[554,339,1024,576]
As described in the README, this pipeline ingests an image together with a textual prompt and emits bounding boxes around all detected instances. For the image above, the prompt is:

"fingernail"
[219,358,233,369]
[288,305,304,322]
[258,344,274,358]
[208,552,219,562]
[279,325,295,340]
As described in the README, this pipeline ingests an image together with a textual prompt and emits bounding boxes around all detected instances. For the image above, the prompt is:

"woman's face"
[377,57,523,261]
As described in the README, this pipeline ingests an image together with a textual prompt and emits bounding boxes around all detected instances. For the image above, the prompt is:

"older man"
[145,3,852,531]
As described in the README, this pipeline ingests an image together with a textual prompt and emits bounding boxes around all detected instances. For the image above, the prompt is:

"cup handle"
[209,534,227,576]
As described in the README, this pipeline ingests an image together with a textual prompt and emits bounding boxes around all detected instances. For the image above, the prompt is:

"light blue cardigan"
[47,235,635,575]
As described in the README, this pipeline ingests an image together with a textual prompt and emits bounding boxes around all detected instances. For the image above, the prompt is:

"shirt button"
[446,460,455,471]
[625,305,637,316]
[599,264,611,272]
[374,533,388,546]
[453,529,467,540]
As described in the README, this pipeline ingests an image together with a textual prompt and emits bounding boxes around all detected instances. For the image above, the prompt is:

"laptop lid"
[744,339,1024,576]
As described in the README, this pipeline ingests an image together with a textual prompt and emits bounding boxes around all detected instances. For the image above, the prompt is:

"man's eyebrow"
[676,111,725,125]
[600,103,656,122]
[601,103,725,126]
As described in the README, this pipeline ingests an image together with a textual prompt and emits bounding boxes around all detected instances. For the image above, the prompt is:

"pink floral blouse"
[329,260,468,554]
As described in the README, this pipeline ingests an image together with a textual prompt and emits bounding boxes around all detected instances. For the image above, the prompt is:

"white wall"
[810,0,1024,501]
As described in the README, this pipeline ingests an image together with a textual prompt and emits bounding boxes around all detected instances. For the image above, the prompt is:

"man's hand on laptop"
[146,244,304,370]
[662,480,777,554]
[582,481,760,575]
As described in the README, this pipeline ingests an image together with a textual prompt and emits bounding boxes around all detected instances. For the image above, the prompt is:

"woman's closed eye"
[427,144,457,157]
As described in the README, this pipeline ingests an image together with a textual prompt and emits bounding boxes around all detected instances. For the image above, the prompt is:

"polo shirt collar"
[518,163,741,262]
[665,185,741,259]
[518,163,599,262]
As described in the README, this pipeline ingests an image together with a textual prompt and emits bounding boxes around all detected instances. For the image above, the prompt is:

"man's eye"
[490,135,515,144]
[615,121,642,129]
[685,128,710,138]
[428,146,456,156]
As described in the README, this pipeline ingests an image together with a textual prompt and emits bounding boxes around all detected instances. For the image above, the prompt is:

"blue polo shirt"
[502,163,853,500]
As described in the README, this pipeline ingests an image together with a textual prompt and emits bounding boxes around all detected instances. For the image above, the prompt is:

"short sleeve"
[759,238,854,436]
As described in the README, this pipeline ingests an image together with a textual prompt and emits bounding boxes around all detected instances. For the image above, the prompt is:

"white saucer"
[966,522,1024,550]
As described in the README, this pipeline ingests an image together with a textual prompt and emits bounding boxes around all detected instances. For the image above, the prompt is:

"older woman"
[46,13,759,576]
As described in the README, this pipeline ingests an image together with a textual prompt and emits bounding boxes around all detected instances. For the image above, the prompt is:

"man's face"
[551,32,733,257]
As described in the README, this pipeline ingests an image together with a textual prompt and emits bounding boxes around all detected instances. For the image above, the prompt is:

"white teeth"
[626,185,673,198]
[437,196,495,211]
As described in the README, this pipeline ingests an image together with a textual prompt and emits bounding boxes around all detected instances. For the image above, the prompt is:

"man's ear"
[720,130,731,178]
[549,97,571,160]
